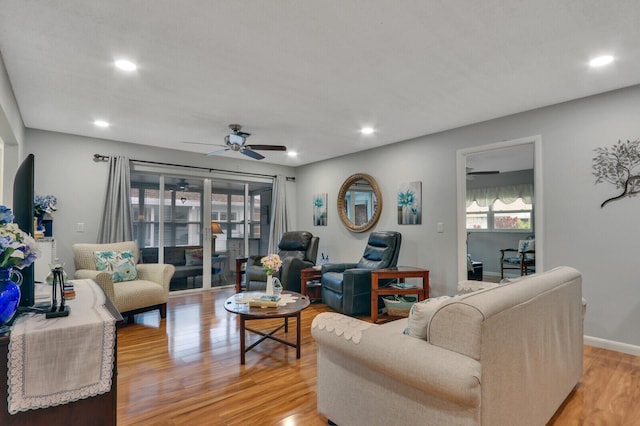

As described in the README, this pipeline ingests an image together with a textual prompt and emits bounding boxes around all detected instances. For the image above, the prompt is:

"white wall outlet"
[437,222,444,233]
[76,222,85,232]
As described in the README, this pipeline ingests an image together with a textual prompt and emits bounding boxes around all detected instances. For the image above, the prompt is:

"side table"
[300,267,322,303]
[235,257,248,293]
[371,266,429,323]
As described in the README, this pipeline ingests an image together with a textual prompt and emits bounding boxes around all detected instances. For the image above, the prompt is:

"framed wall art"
[397,181,422,225]
[313,193,327,226]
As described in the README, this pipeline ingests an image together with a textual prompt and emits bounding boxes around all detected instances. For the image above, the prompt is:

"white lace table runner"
[7,279,117,414]
[312,313,373,344]
[235,292,299,306]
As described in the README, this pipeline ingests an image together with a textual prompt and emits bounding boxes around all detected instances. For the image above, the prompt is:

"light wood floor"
[117,287,640,425]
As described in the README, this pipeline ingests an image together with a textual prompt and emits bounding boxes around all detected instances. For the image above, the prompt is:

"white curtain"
[98,156,134,243]
[466,183,533,207]
[268,174,289,254]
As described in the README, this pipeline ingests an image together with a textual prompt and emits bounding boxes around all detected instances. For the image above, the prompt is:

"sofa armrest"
[136,263,175,294]
[74,269,116,302]
[311,313,481,408]
[279,257,312,292]
[342,268,376,293]
[456,280,499,295]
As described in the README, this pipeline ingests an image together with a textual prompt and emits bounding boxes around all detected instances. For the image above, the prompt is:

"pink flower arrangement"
[261,254,282,276]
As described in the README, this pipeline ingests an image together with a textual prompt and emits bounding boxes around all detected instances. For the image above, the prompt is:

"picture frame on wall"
[397,181,422,225]
[313,193,328,226]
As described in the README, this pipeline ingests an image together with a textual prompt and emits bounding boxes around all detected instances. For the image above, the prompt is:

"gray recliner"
[321,231,402,316]
[245,231,319,293]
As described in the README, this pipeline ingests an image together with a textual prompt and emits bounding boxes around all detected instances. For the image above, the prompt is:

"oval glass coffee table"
[224,291,310,364]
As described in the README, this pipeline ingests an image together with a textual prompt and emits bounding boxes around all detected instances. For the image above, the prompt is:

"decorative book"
[248,294,281,308]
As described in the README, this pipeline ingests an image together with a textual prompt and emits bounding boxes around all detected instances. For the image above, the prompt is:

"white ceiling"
[1,1,639,166]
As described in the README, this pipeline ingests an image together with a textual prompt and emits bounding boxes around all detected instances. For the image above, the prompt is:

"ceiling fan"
[466,167,500,180]
[184,124,287,160]
[176,178,190,191]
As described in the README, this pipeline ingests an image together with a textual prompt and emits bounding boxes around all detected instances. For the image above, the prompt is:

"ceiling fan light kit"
[183,124,287,160]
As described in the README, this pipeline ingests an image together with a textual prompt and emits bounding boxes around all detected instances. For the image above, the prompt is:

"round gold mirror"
[337,173,383,233]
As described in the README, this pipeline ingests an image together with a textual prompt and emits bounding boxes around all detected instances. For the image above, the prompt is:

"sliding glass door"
[131,170,272,293]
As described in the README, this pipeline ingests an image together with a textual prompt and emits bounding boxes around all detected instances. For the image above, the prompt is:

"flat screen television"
[12,153,35,307]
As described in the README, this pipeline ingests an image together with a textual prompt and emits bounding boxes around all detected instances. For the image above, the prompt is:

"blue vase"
[36,214,45,232]
[0,267,21,326]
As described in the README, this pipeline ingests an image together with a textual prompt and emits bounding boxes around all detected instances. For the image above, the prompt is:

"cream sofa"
[73,241,175,320]
[311,266,584,426]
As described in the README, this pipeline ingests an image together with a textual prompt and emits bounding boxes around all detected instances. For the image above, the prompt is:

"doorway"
[456,136,543,282]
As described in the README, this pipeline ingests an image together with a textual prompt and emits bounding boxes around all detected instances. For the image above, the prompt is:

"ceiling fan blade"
[240,149,265,160]
[244,144,287,151]
[206,148,230,156]
[467,170,500,175]
[183,141,227,148]
[235,131,251,138]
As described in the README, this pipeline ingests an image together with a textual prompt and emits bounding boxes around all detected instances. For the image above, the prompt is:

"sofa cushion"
[113,279,165,313]
[277,250,306,261]
[94,250,138,282]
[164,246,189,266]
[185,248,204,266]
[278,231,312,251]
[403,296,455,339]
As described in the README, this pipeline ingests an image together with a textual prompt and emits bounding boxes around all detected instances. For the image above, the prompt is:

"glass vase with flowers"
[0,206,39,328]
[261,253,282,296]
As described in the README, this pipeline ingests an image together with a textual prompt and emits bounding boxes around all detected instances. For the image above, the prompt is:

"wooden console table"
[371,266,429,323]
[0,282,123,425]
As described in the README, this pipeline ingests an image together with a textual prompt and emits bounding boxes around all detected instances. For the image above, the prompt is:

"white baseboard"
[584,335,640,356]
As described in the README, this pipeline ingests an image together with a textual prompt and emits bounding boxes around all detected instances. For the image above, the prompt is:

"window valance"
[467,183,533,207]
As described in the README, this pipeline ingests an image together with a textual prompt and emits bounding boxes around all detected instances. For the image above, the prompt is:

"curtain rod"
[93,154,295,181]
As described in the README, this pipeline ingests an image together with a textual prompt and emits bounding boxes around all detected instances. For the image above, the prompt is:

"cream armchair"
[72,241,175,321]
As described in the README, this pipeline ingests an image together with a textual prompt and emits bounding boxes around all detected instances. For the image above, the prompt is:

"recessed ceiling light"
[589,55,614,67]
[287,151,298,158]
[360,127,375,135]
[115,59,137,72]
[94,120,110,128]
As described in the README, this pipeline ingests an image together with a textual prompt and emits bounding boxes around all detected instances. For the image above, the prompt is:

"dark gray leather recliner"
[321,231,402,316]
[246,231,319,293]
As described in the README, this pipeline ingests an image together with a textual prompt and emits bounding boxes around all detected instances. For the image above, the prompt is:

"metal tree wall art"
[592,138,640,208]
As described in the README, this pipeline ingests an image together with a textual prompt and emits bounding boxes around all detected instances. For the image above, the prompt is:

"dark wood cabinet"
[0,296,122,425]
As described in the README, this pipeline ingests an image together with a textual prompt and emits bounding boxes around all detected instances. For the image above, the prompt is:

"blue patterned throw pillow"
[94,250,138,282]
[403,295,456,340]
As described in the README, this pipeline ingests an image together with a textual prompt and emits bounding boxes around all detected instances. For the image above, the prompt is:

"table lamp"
[211,221,224,254]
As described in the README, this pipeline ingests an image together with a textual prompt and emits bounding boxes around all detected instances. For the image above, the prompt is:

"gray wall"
[0,53,25,204]
[24,129,297,273]
[295,84,640,347]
